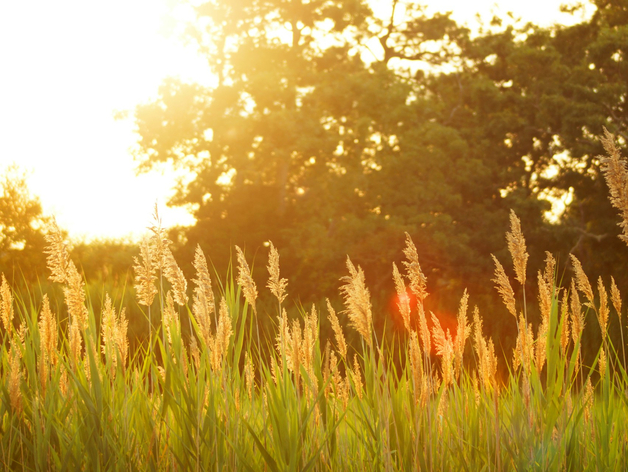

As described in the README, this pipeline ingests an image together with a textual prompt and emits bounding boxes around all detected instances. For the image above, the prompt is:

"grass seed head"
[560,290,570,356]
[267,241,288,305]
[610,276,622,319]
[491,255,517,317]
[301,305,317,384]
[584,377,594,424]
[244,352,255,400]
[163,248,188,306]
[44,218,71,284]
[409,330,424,404]
[326,299,347,360]
[9,337,22,412]
[454,289,470,379]
[38,294,58,390]
[192,245,214,347]
[340,256,372,346]
[116,307,129,367]
[276,308,291,369]
[351,354,363,399]
[538,271,552,325]
[1,273,14,335]
[570,254,594,307]
[69,315,82,363]
[535,318,548,373]
[133,238,158,307]
[507,210,528,286]
[599,127,628,246]
[392,262,411,333]
[63,261,88,329]
[217,297,232,363]
[101,294,117,362]
[431,311,454,388]
[570,279,584,343]
[597,277,609,336]
[402,233,428,302]
[235,245,258,315]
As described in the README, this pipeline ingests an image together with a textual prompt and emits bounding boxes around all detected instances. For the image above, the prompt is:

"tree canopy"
[0,166,50,283]
[132,0,628,319]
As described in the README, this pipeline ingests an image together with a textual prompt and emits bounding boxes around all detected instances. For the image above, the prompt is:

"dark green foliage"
[125,0,628,342]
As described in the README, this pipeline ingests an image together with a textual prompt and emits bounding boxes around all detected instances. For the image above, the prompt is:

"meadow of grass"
[1,130,628,471]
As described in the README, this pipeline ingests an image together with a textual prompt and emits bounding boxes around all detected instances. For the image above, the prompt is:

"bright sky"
[0,0,593,242]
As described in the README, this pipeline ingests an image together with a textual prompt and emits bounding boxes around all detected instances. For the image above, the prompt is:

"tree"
[132,0,627,325]
[0,165,50,282]
[133,0,470,300]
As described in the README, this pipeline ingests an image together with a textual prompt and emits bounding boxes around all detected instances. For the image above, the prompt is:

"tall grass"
[2,133,628,470]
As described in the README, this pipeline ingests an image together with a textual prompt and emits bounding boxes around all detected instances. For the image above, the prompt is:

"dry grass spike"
[507,210,528,286]
[235,245,258,315]
[599,127,628,246]
[339,256,373,346]
[267,241,288,305]
[491,255,517,317]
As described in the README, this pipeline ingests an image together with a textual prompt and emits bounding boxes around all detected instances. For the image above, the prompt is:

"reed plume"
[431,312,454,388]
[597,277,609,337]
[133,237,158,306]
[513,314,534,374]
[163,248,188,306]
[340,256,372,346]
[9,336,22,412]
[290,319,302,388]
[38,294,58,391]
[45,220,88,328]
[192,244,214,346]
[44,218,71,284]
[491,255,517,317]
[610,276,622,318]
[473,307,497,391]
[599,127,628,245]
[560,290,570,356]
[570,254,595,308]
[215,297,232,369]
[402,234,431,355]
[244,352,255,400]
[301,305,318,391]
[453,289,470,380]
[101,294,118,364]
[507,210,528,286]
[402,232,428,302]
[69,315,82,362]
[101,293,129,371]
[392,262,411,333]
[276,309,291,370]
[267,241,288,305]
[326,299,347,360]
[408,330,425,405]
[570,279,584,344]
[351,354,363,400]
[163,291,179,348]
[1,273,14,335]
[147,203,170,271]
[64,262,89,329]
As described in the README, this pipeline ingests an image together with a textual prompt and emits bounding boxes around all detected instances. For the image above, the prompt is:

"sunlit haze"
[0,0,592,241]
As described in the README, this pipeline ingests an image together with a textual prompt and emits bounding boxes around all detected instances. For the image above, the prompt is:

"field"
[1,131,628,471]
